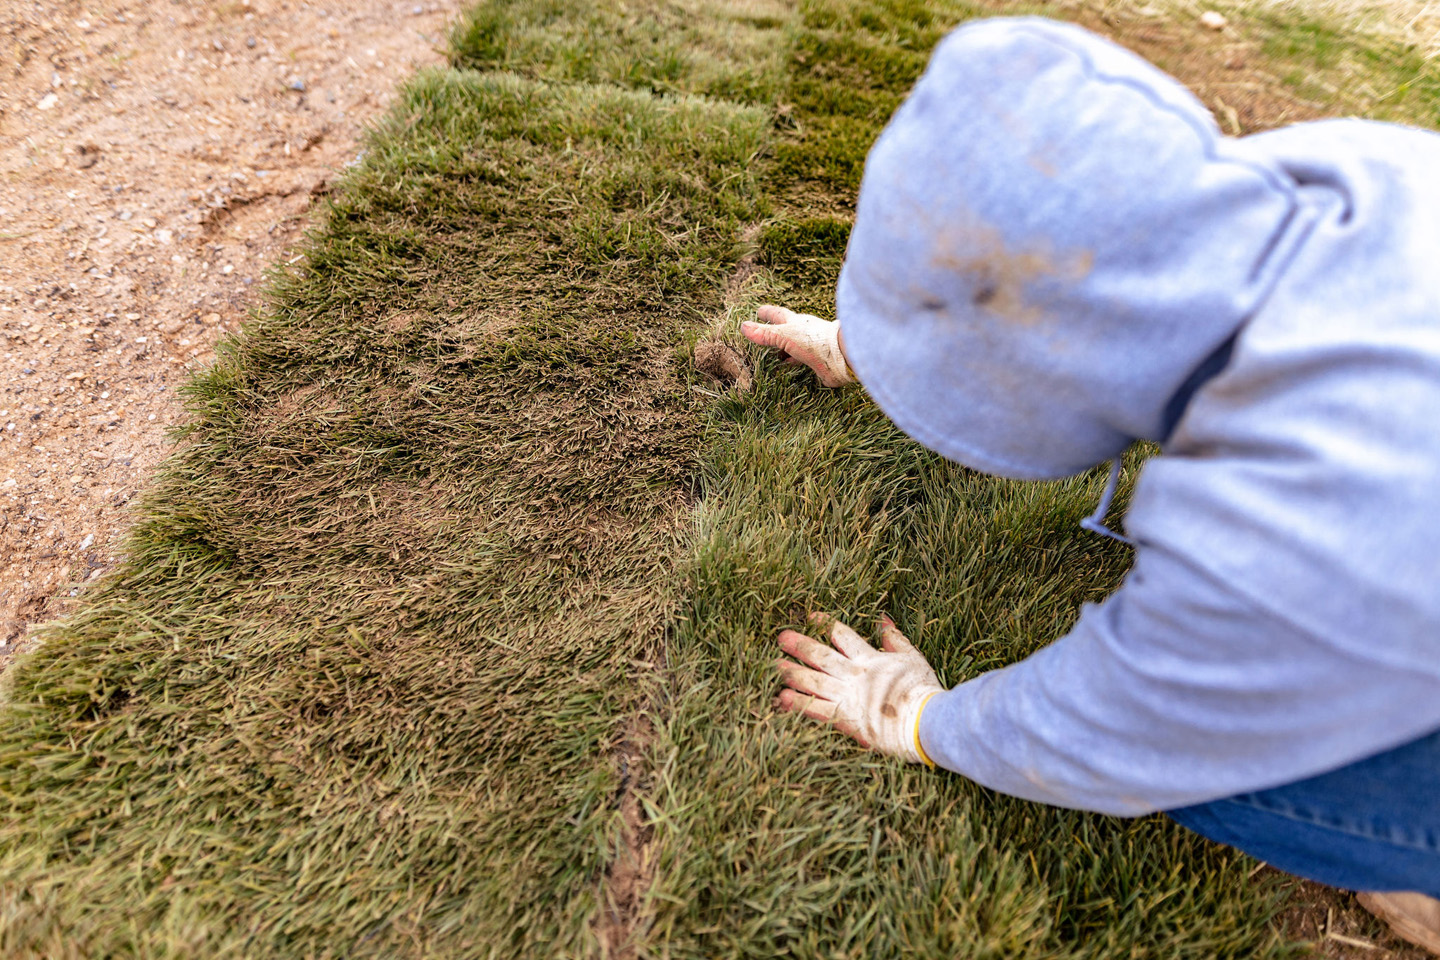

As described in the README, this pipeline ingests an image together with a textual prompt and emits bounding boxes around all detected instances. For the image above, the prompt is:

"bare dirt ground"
[0,0,459,660]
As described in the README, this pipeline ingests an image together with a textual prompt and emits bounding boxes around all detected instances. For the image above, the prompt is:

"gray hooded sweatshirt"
[838,18,1440,816]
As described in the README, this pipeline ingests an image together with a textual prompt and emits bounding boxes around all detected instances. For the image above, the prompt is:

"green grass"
[3,0,1439,956]
[1251,7,1440,124]
[449,0,794,104]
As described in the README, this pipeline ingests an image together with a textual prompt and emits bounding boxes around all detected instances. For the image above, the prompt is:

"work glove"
[776,613,944,766]
[740,304,855,387]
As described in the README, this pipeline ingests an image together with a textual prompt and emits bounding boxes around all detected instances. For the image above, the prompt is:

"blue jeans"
[1167,727,1440,896]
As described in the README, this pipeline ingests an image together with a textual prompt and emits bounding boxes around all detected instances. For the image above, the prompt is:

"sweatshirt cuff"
[916,671,1010,781]
[917,682,967,774]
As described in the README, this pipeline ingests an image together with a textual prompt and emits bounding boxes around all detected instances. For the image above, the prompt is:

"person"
[741,17,1440,953]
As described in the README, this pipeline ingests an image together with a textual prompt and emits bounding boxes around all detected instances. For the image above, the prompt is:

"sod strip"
[0,71,770,957]
[646,3,1304,957]
[643,0,1440,954]
[638,23,1287,960]
[649,5,1440,952]
[450,0,793,106]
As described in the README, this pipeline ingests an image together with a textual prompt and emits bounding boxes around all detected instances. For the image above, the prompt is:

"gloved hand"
[740,304,855,387]
[775,613,945,766]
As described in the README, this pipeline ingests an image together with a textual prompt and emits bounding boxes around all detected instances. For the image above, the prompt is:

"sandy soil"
[0,0,459,659]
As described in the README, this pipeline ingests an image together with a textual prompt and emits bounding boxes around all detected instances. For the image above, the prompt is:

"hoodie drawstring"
[1080,459,1135,547]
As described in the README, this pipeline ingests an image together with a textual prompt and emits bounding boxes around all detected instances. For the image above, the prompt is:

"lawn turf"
[3,0,1439,956]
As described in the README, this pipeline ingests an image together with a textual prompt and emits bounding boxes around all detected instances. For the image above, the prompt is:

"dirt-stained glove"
[775,613,944,766]
[740,304,855,387]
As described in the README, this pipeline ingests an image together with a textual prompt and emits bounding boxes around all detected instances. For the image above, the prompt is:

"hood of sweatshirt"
[837,18,1317,480]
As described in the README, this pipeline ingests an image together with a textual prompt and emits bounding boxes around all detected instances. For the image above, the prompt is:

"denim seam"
[1219,795,1440,856]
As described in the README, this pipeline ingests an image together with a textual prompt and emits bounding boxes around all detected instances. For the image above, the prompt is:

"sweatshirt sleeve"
[917,542,1440,816]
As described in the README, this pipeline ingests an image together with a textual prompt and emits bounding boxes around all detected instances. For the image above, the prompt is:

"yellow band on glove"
[914,691,939,768]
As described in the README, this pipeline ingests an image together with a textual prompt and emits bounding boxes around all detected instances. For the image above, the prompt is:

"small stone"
[289,78,306,92]
[70,475,83,485]
[1200,10,1227,29]
[246,36,256,48]
[80,534,94,549]
[155,228,174,244]
[86,450,108,460]
[203,313,221,324]
[118,210,133,221]
[221,264,234,274]
[38,93,59,110]
[1,478,16,489]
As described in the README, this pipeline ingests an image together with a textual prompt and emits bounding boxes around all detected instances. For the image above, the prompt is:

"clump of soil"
[1266,867,1434,960]
[0,0,459,664]
[694,340,752,392]
[593,716,657,960]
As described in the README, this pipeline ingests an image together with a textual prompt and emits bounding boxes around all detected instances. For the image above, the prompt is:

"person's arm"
[741,304,855,387]
[778,541,1440,816]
